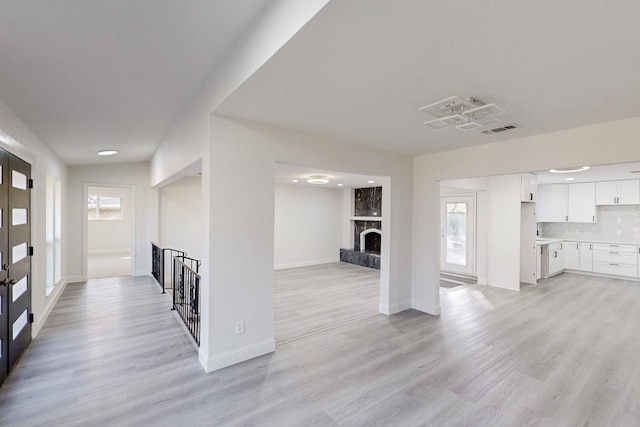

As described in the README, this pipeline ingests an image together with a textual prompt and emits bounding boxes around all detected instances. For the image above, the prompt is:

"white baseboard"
[379,300,411,315]
[87,249,131,255]
[32,277,70,338]
[200,339,276,372]
[412,299,441,316]
[134,269,150,277]
[274,258,339,270]
[67,275,84,283]
[477,277,488,285]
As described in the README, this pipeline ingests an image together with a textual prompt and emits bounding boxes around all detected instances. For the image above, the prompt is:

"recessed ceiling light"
[566,178,575,181]
[97,150,118,156]
[368,180,375,184]
[292,179,299,183]
[307,175,329,184]
[337,183,343,187]
[549,166,590,173]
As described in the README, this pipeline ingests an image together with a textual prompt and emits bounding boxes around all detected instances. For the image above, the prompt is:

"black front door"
[0,149,8,384]
[0,148,32,385]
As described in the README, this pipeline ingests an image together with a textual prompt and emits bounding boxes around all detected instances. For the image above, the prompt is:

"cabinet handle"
[589,244,592,250]
[592,216,595,222]
[530,193,533,201]
[565,215,568,222]
[560,244,563,250]
[610,263,619,266]
[554,251,558,258]
[610,251,619,255]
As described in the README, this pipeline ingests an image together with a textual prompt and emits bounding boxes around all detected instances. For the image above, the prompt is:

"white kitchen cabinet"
[564,241,580,270]
[538,183,596,223]
[537,184,568,222]
[521,173,537,203]
[568,182,596,223]
[593,243,638,277]
[548,242,564,276]
[596,180,640,205]
[579,242,593,272]
[536,245,542,280]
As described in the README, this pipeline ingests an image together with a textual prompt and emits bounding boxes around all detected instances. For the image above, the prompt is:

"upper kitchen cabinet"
[521,173,537,202]
[596,179,640,205]
[537,184,568,222]
[538,182,596,223]
[568,182,596,223]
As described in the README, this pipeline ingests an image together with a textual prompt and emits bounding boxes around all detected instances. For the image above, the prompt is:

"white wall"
[151,0,330,187]
[0,100,68,337]
[274,184,343,269]
[413,115,640,317]
[486,174,521,291]
[67,162,158,280]
[87,186,134,254]
[159,176,202,259]
[201,116,413,372]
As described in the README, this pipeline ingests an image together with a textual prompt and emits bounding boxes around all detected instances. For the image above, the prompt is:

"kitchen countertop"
[535,238,564,245]
[536,238,640,245]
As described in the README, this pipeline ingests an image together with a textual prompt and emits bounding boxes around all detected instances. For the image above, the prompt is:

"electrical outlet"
[235,320,245,335]
[617,218,623,224]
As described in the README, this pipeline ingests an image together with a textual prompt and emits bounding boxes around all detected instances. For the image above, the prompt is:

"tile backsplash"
[540,205,640,243]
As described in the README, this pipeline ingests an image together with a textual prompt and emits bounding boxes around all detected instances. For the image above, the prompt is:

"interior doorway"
[273,163,384,343]
[440,195,476,276]
[86,185,135,279]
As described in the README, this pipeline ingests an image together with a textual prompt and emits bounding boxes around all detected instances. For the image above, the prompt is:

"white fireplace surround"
[360,228,382,253]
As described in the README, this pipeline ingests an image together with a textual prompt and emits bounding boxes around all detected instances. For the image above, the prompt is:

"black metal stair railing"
[172,255,201,346]
[151,243,186,293]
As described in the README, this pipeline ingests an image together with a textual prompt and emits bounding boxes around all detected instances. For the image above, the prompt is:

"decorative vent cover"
[481,123,519,134]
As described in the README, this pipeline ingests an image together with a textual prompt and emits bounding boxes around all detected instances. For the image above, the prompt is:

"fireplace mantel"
[350,216,382,221]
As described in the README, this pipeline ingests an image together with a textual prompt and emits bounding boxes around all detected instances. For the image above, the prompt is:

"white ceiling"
[218,0,640,156]
[275,163,382,189]
[4,1,640,167]
[535,162,640,185]
[0,0,268,164]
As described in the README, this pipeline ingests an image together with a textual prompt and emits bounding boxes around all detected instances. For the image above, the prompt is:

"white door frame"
[440,194,476,276]
[83,183,136,280]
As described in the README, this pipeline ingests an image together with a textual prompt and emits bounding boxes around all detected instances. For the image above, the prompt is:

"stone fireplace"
[340,187,382,269]
[360,228,382,254]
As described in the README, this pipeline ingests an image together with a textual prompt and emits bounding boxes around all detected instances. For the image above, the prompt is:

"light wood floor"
[87,251,132,279]
[274,262,379,343]
[2,269,640,426]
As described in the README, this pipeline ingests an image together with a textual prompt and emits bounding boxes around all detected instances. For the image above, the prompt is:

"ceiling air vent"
[482,123,519,135]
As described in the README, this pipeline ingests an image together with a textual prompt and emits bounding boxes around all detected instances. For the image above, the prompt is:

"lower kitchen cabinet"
[564,241,580,270]
[592,243,638,277]
[579,242,593,272]
[548,243,564,276]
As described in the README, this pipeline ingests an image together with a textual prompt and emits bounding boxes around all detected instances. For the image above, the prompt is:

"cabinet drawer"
[593,250,638,265]
[592,243,637,253]
[593,261,638,277]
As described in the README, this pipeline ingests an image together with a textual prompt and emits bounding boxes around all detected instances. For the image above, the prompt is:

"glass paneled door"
[440,195,476,276]
[0,148,32,386]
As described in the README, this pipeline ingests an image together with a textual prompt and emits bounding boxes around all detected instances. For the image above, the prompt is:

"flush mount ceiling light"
[97,149,118,156]
[306,175,329,184]
[549,166,590,173]
[419,96,506,131]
